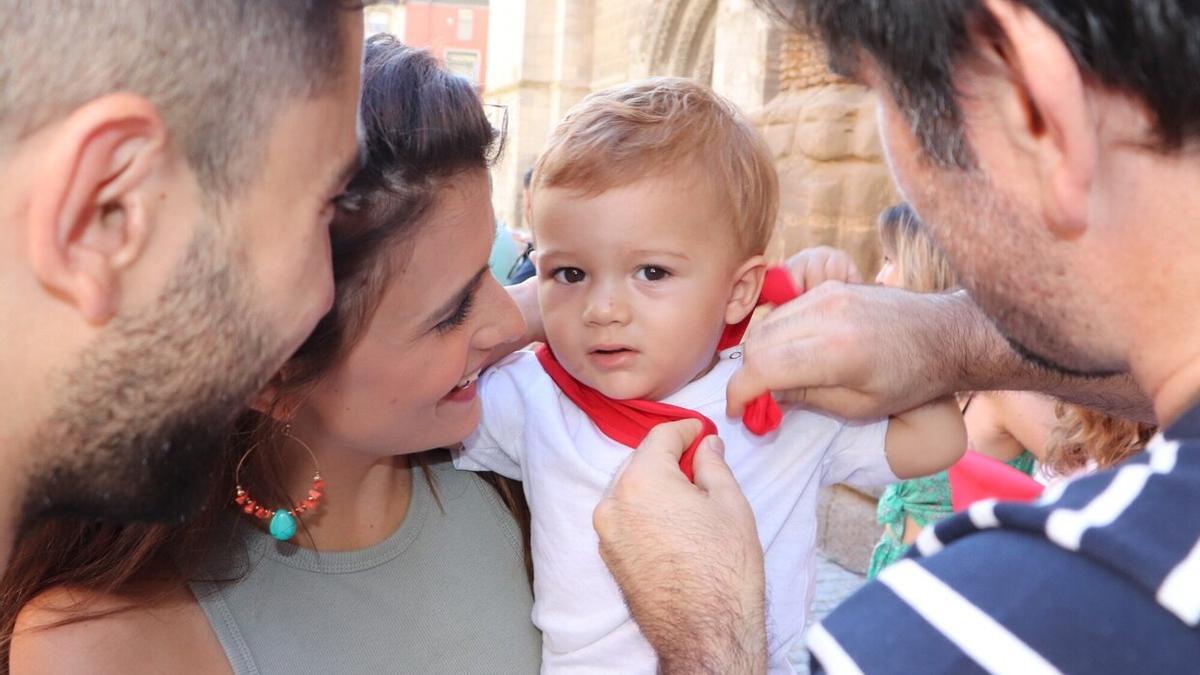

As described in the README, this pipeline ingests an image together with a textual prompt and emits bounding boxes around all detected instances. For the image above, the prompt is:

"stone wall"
[486,0,596,230]
[753,85,897,273]
[752,34,898,273]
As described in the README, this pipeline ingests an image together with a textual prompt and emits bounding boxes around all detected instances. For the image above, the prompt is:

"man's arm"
[594,421,768,674]
[728,283,1153,424]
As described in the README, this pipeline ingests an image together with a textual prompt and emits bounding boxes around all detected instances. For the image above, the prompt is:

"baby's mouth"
[590,345,635,356]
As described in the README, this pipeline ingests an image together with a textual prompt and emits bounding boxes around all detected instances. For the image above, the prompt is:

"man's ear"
[725,255,767,325]
[27,93,167,324]
[978,0,1097,239]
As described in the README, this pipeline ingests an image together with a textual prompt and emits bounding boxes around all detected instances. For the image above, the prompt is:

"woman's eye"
[553,267,586,284]
[435,292,476,334]
[636,266,670,281]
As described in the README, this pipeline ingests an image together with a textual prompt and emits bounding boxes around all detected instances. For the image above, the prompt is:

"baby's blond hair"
[533,77,779,255]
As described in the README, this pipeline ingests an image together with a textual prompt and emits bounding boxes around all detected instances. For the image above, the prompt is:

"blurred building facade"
[366,0,489,89]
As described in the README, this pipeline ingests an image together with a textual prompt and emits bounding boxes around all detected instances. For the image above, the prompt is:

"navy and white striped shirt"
[811,404,1200,674]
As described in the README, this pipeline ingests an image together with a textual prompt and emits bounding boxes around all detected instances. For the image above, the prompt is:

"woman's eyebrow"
[426,266,488,324]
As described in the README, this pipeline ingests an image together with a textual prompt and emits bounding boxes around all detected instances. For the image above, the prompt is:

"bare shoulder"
[11,583,230,675]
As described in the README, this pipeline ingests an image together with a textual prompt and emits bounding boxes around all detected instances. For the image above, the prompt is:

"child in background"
[1042,403,1157,480]
[454,80,966,673]
[865,204,1056,578]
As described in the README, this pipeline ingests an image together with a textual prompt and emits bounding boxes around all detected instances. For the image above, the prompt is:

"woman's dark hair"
[0,34,529,658]
[761,1,1200,168]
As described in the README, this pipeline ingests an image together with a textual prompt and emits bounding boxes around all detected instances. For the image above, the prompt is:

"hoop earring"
[234,424,324,542]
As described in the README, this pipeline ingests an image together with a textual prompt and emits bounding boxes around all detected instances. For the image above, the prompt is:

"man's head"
[531,78,778,400]
[774,1,1200,379]
[0,1,364,532]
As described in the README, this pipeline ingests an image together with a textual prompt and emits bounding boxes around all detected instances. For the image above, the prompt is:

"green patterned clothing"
[866,450,1036,579]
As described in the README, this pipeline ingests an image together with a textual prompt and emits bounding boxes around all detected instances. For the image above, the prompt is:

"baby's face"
[533,174,745,400]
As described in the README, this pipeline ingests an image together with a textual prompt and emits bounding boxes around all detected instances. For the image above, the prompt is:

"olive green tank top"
[191,455,540,674]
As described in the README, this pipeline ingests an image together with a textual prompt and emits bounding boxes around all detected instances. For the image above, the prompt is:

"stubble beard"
[20,229,285,532]
[916,167,1122,380]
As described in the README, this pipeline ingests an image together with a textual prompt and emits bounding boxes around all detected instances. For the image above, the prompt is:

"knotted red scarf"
[535,266,799,480]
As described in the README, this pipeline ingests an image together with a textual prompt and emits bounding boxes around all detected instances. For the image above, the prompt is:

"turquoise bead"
[269,510,297,541]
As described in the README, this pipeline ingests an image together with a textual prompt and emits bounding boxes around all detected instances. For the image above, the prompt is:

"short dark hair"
[769,1,1200,167]
[0,0,360,195]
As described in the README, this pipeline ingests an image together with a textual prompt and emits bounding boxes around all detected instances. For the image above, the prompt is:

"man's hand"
[727,283,1155,423]
[594,420,767,675]
[728,282,959,420]
[785,245,863,293]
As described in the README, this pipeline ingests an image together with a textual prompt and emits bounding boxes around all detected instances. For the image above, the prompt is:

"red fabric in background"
[535,267,799,481]
[948,450,1044,512]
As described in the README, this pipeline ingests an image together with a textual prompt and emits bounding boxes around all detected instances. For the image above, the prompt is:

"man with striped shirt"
[774,1,1200,672]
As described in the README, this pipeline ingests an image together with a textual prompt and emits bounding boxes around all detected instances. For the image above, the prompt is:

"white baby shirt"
[453,347,895,674]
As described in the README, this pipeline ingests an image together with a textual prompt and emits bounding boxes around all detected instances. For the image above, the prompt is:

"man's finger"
[727,336,828,416]
[602,452,637,496]
[603,419,704,500]
[636,418,704,463]
[804,256,828,293]
[691,436,740,496]
[776,385,879,420]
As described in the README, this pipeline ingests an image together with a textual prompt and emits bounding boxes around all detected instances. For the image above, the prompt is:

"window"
[457,8,474,41]
[445,49,480,85]
[366,10,391,37]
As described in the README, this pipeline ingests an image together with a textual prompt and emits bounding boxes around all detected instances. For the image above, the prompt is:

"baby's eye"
[553,267,586,284]
[636,266,670,282]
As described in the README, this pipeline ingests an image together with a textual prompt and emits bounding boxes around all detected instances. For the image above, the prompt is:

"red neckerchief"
[535,266,799,481]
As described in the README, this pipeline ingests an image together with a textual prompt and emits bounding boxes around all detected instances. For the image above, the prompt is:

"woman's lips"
[443,370,480,403]
[443,378,478,403]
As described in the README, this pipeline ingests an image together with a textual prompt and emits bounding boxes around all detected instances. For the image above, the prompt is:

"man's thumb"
[691,436,739,494]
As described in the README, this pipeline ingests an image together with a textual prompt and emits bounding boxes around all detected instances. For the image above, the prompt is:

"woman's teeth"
[455,371,480,390]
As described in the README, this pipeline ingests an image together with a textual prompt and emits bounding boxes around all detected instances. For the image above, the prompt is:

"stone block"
[816,484,883,575]
[793,117,856,163]
[760,123,795,159]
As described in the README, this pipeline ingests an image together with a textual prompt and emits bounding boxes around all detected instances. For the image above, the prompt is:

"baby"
[454,78,966,673]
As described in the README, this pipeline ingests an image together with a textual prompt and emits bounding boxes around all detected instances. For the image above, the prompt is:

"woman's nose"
[473,278,527,351]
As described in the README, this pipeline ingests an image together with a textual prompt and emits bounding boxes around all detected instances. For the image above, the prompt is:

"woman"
[5,37,542,672]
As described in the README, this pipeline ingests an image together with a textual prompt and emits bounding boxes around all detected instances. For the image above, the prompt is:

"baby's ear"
[725,256,767,325]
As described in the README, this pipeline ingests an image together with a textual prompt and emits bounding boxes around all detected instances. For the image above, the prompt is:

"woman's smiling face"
[296,169,525,456]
